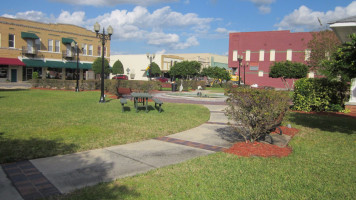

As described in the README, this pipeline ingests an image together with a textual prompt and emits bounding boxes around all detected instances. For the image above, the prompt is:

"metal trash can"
[171,83,177,92]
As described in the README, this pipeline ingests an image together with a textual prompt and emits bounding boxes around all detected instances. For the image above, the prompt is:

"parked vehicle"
[155,77,169,83]
[112,75,128,80]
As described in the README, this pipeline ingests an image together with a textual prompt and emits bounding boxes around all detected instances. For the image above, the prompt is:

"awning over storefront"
[0,57,26,66]
[62,38,76,44]
[81,63,92,69]
[21,32,39,39]
[46,61,66,68]
[22,59,46,67]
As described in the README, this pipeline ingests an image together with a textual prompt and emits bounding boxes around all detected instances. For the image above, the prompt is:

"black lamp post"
[94,22,113,103]
[71,41,82,92]
[146,53,155,80]
[237,55,243,86]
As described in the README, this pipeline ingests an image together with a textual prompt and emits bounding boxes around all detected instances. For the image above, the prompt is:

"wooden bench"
[117,87,132,97]
[120,98,128,112]
[152,98,163,113]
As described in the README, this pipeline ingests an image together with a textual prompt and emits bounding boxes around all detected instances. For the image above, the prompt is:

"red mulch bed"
[225,126,299,158]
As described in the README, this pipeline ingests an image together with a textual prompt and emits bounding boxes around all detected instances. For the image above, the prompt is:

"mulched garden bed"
[224,126,299,158]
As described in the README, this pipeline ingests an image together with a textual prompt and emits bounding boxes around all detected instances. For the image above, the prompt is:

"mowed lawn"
[0,89,210,163]
[57,112,356,200]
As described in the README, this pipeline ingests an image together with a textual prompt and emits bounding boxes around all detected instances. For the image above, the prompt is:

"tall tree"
[307,30,341,73]
[269,61,309,90]
[201,66,231,82]
[92,57,111,77]
[321,33,356,82]
[112,59,124,75]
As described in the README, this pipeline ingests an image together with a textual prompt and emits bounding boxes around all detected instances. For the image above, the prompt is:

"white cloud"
[2,6,210,50]
[248,0,275,14]
[215,27,228,34]
[275,1,356,32]
[156,49,167,54]
[50,0,179,6]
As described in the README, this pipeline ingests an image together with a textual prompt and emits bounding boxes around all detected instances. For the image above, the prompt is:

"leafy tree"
[150,62,161,77]
[320,33,356,82]
[307,30,340,72]
[269,61,309,90]
[169,61,201,79]
[92,57,111,77]
[201,66,231,82]
[112,59,124,75]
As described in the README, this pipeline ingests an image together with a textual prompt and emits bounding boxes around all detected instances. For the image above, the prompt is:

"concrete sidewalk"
[1,105,235,200]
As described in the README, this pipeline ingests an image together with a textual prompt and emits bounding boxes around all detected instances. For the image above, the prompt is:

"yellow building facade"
[0,17,110,82]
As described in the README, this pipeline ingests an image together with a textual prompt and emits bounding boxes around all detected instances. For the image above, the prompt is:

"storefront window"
[47,68,62,79]
[0,65,8,79]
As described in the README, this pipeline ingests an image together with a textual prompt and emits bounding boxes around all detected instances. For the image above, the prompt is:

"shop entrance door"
[11,69,17,82]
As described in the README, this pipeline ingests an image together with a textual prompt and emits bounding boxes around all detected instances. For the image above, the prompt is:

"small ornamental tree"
[269,61,309,90]
[150,62,161,77]
[169,61,201,79]
[321,33,356,82]
[112,59,124,75]
[225,88,290,143]
[92,57,111,78]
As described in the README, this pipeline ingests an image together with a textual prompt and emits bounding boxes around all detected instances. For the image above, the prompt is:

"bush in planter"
[225,87,290,142]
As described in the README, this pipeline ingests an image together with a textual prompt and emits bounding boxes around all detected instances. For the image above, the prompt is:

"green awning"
[21,32,39,39]
[46,61,66,68]
[65,62,78,69]
[62,38,76,44]
[81,63,92,69]
[22,59,46,67]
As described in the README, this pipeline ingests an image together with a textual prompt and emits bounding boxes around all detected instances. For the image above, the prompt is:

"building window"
[98,46,101,56]
[232,50,238,61]
[35,39,41,50]
[88,45,93,56]
[0,33,2,47]
[305,49,311,61]
[66,44,72,57]
[83,44,87,55]
[55,40,60,52]
[286,49,292,61]
[0,66,8,79]
[104,47,107,57]
[48,39,53,52]
[258,70,264,77]
[246,50,250,61]
[9,34,15,48]
[259,50,264,61]
[270,49,275,61]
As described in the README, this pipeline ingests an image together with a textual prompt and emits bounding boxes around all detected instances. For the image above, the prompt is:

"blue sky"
[1,0,355,55]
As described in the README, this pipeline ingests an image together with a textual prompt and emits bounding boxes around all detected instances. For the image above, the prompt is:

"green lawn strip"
[0,90,210,163]
[56,112,356,199]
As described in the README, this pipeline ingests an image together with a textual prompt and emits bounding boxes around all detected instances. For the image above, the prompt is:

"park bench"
[120,98,128,112]
[117,87,132,98]
[152,98,163,113]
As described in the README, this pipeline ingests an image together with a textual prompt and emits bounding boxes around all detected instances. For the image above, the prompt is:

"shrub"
[225,88,290,142]
[293,78,348,112]
[32,72,39,80]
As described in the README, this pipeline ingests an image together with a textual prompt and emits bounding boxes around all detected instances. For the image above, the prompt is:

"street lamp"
[94,22,113,103]
[146,53,155,80]
[237,55,243,86]
[71,41,83,92]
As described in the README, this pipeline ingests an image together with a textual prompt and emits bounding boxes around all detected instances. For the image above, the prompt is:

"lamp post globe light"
[237,55,243,86]
[71,41,82,92]
[94,22,113,103]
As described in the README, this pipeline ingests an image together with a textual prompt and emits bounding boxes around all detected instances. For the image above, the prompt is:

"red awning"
[0,57,26,66]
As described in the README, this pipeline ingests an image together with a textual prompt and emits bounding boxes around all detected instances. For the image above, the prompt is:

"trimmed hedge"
[293,78,348,112]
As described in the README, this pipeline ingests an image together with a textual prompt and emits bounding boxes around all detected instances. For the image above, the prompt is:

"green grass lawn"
[56,112,356,200]
[0,89,210,163]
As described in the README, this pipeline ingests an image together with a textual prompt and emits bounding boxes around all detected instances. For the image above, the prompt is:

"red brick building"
[228,30,313,89]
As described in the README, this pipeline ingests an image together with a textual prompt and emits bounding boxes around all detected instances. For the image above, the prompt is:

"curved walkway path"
[0,92,235,200]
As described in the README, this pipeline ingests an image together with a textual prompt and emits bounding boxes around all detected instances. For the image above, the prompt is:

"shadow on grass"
[0,136,78,164]
[0,89,30,92]
[287,112,356,135]
[54,183,141,200]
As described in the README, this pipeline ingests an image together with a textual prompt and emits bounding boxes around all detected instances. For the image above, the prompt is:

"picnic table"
[131,92,152,113]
